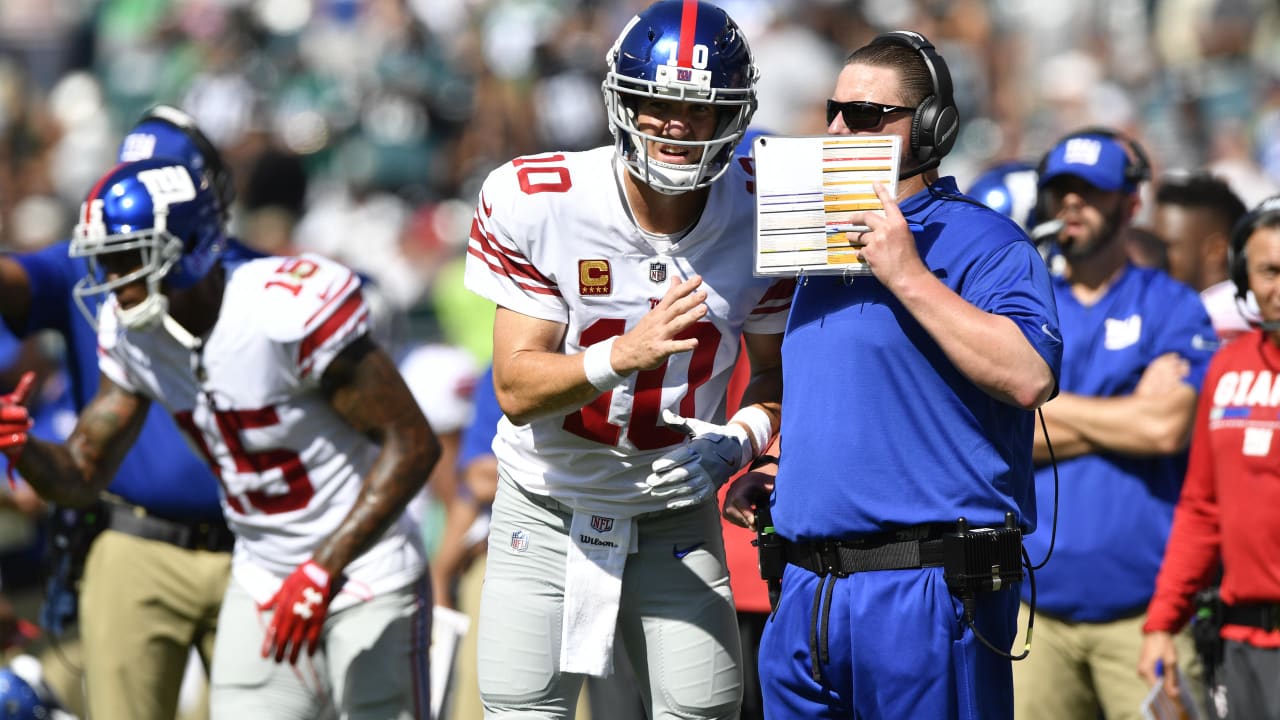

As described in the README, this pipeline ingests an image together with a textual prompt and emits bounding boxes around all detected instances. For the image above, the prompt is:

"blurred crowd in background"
[4,0,1280,356]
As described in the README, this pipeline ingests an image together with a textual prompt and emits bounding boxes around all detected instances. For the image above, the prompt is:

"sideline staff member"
[725,31,1061,719]
[1139,197,1280,718]
[1015,128,1215,720]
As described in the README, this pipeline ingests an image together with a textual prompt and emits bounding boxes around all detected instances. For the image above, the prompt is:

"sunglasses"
[826,100,916,130]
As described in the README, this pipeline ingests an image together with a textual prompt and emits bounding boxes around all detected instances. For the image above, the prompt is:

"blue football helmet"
[117,105,234,222]
[0,656,64,720]
[603,0,758,194]
[70,158,226,331]
[966,160,1040,231]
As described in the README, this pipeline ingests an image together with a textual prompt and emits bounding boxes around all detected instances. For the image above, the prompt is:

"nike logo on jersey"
[673,541,705,559]
[481,192,493,217]
[1191,334,1218,352]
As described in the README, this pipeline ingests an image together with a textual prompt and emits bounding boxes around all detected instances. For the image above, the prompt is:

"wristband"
[729,405,775,460]
[583,337,626,392]
[749,454,779,471]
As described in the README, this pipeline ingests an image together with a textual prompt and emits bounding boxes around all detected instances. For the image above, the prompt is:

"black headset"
[1228,195,1280,300]
[868,31,959,174]
[1034,127,1151,225]
[1036,126,1152,190]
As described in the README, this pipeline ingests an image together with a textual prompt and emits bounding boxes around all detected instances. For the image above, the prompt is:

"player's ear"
[1205,230,1230,266]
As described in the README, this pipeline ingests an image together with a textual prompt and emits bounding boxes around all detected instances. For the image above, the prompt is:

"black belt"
[105,501,234,553]
[1223,602,1280,632]
[784,525,950,577]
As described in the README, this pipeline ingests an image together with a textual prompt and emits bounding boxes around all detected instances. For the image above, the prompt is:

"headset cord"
[957,544,1036,662]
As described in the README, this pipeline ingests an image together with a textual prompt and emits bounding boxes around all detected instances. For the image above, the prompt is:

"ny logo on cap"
[1063,138,1103,167]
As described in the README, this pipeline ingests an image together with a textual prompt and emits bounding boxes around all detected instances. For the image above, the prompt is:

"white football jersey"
[465,147,793,515]
[97,253,425,607]
[1201,279,1254,342]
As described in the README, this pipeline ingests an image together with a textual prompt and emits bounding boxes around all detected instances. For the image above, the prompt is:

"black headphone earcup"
[1229,227,1250,300]
[932,103,959,160]
[1231,247,1248,300]
[911,95,935,163]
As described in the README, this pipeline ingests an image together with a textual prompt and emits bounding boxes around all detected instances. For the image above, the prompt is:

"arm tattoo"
[313,336,440,574]
[21,376,148,508]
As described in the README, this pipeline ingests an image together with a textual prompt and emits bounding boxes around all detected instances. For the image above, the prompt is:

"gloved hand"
[0,372,36,488]
[645,410,752,511]
[260,560,334,664]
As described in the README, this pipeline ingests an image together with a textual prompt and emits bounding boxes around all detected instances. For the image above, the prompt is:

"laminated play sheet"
[752,134,900,277]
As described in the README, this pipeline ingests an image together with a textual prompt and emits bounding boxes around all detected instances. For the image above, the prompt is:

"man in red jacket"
[1139,195,1280,718]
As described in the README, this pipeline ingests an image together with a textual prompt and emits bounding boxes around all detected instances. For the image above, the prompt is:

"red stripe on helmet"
[83,163,126,223]
[677,0,698,67]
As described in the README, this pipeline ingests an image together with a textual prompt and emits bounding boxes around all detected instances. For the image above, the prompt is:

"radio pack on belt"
[942,513,1023,601]
[753,503,785,612]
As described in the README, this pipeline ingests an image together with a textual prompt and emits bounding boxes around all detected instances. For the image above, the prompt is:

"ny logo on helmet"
[136,165,198,208]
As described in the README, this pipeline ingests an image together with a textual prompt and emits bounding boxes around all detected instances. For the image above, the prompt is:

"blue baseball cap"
[1039,133,1135,192]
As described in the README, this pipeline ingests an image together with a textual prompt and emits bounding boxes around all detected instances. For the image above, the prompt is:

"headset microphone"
[1029,219,1063,262]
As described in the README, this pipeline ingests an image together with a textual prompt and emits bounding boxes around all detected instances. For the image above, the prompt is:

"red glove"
[0,372,35,489]
[260,560,334,664]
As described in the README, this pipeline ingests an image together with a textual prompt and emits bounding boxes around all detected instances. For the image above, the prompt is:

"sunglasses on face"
[825,100,916,130]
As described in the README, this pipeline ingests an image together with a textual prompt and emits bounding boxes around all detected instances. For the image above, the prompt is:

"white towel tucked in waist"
[559,510,636,676]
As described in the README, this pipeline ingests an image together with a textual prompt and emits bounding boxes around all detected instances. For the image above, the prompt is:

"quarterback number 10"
[513,150,752,198]
[564,318,721,451]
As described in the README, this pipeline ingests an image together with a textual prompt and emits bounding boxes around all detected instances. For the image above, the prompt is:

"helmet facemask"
[71,219,184,332]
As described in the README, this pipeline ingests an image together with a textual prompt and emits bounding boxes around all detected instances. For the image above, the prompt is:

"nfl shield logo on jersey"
[590,515,614,533]
[510,529,530,553]
[649,262,667,284]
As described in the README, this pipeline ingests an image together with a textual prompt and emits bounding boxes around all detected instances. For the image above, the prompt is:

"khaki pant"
[79,530,230,720]
[1012,603,1204,720]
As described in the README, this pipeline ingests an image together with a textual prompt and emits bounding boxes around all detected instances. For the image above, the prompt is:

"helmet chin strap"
[113,289,203,351]
[114,292,168,332]
[643,157,702,195]
[161,313,204,351]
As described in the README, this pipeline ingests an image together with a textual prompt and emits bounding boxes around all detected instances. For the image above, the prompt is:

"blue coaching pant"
[758,564,1018,719]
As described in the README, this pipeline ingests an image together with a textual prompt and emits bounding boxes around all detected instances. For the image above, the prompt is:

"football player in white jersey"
[1,157,440,719]
[463,1,793,717]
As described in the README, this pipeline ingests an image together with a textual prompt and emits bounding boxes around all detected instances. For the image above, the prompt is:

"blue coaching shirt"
[8,240,259,521]
[1024,265,1215,622]
[772,179,1062,542]
[459,364,501,470]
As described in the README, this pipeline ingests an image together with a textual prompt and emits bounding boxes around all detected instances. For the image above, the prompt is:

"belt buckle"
[815,542,848,578]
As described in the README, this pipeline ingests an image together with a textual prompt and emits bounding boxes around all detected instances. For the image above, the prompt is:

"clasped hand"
[645,410,751,510]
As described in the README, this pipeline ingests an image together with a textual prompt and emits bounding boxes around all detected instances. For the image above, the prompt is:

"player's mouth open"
[657,145,691,162]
